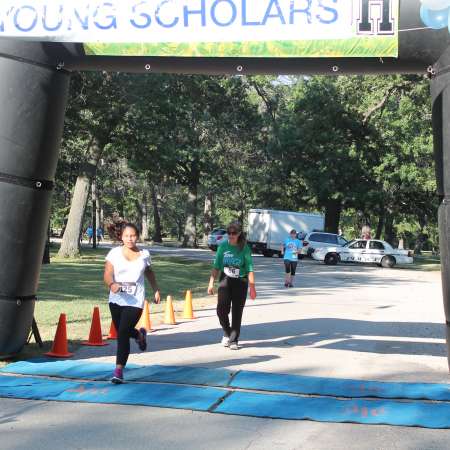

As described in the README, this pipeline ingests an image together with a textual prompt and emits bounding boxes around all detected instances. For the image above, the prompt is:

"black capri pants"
[217,275,248,343]
[284,260,298,276]
[109,303,142,366]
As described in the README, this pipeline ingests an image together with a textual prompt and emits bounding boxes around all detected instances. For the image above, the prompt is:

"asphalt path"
[2,244,450,449]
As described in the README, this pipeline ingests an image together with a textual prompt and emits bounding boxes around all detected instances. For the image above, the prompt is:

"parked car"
[302,232,348,256]
[207,228,228,251]
[312,239,414,268]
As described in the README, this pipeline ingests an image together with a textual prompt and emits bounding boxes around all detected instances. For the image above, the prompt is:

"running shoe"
[111,368,123,384]
[288,283,294,288]
[229,342,240,350]
[221,336,230,347]
[137,327,147,351]
[284,282,289,288]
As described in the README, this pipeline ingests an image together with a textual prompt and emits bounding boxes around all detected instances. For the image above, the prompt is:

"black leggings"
[109,303,142,366]
[284,260,298,275]
[217,276,248,343]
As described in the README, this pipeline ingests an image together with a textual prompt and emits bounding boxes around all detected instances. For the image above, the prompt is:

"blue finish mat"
[56,381,225,411]
[0,360,142,381]
[215,391,450,429]
[0,375,79,400]
[1,360,234,387]
[230,371,450,401]
[0,374,225,412]
[3,360,450,402]
[126,365,234,387]
[2,371,450,428]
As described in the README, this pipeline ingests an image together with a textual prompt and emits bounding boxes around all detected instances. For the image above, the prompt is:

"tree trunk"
[58,139,103,258]
[135,200,143,236]
[324,199,342,234]
[414,233,427,255]
[91,178,97,249]
[94,187,101,232]
[151,184,163,243]
[375,210,385,239]
[203,192,214,245]
[136,190,150,241]
[177,219,184,241]
[42,222,51,264]
[384,214,395,245]
[183,183,198,248]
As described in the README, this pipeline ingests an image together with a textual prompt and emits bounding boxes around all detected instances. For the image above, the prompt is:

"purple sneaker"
[111,368,123,384]
[137,327,147,351]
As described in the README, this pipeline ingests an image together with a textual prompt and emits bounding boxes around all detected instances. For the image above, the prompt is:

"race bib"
[224,267,240,278]
[120,282,137,296]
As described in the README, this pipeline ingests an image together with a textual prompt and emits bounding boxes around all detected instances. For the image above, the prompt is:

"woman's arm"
[145,266,161,304]
[208,268,219,295]
[104,261,120,293]
[248,271,257,300]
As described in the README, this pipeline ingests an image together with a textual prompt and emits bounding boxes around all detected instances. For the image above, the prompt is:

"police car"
[312,239,413,268]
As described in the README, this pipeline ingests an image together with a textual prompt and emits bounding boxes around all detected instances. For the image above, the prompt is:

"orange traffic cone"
[107,320,117,340]
[45,313,74,358]
[164,295,177,325]
[183,290,195,319]
[136,300,152,331]
[82,306,108,346]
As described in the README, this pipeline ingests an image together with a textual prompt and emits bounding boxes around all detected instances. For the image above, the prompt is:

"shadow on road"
[71,317,446,362]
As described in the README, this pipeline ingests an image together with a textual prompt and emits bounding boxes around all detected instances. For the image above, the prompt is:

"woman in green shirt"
[207,222,257,350]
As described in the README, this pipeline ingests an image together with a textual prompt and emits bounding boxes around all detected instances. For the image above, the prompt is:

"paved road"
[2,246,450,449]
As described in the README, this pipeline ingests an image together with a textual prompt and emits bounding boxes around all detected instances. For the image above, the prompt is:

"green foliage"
[53,72,438,250]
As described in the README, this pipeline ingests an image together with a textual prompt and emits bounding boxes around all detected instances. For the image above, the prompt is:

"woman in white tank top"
[103,223,161,383]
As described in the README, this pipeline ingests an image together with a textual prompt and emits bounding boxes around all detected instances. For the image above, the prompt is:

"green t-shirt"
[213,241,254,279]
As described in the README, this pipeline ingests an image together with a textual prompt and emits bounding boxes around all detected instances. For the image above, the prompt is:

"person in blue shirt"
[280,229,303,288]
[86,225,94,244]
[96,226,104,243]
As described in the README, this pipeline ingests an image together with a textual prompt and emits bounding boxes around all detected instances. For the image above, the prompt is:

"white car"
[302,232,348,256]
[312,239,413,268]
[207,228,228,251]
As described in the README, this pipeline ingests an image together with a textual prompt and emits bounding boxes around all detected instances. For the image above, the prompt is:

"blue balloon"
[421,0,450,11]
[420,5,450,29]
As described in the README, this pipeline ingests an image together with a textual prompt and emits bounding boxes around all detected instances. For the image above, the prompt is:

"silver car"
[207,228,228,251]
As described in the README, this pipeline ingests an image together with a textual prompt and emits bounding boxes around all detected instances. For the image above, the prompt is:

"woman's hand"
[110,282,121,294]
[154,290,161,304]
[249,284,257,300]
[207,272,217,296]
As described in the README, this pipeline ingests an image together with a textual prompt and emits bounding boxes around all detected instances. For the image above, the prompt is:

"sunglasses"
[228,231,239,236]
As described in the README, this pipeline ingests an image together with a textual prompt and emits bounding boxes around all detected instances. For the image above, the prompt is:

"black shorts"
[284,260,298,275]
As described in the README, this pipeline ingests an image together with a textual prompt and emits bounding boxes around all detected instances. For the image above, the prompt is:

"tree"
[58,72,129,257]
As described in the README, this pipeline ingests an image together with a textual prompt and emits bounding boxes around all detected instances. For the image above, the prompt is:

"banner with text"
[0,0,399,57]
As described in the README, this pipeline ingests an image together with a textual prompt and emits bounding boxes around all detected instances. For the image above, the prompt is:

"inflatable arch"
[2,0,450,368]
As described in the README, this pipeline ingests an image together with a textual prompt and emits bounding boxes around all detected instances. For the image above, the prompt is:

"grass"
[406,253,441,272]
[3,244,213,364]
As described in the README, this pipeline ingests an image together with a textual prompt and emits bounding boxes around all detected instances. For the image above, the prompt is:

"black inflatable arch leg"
[431,49,450,371]
[0,41,70,357]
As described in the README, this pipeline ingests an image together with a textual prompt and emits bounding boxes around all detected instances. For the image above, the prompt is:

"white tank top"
[105,246,151,308]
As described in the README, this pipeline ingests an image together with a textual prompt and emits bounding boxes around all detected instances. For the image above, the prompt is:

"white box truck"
[247,209,325,257]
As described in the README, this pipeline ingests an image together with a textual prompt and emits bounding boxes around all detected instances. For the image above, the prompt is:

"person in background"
[96,226,104,243]
[86,225,93,244]
[361,225,372,240]
[207,221,256,350]
[281,229,303,288]
[103,223,161,383]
